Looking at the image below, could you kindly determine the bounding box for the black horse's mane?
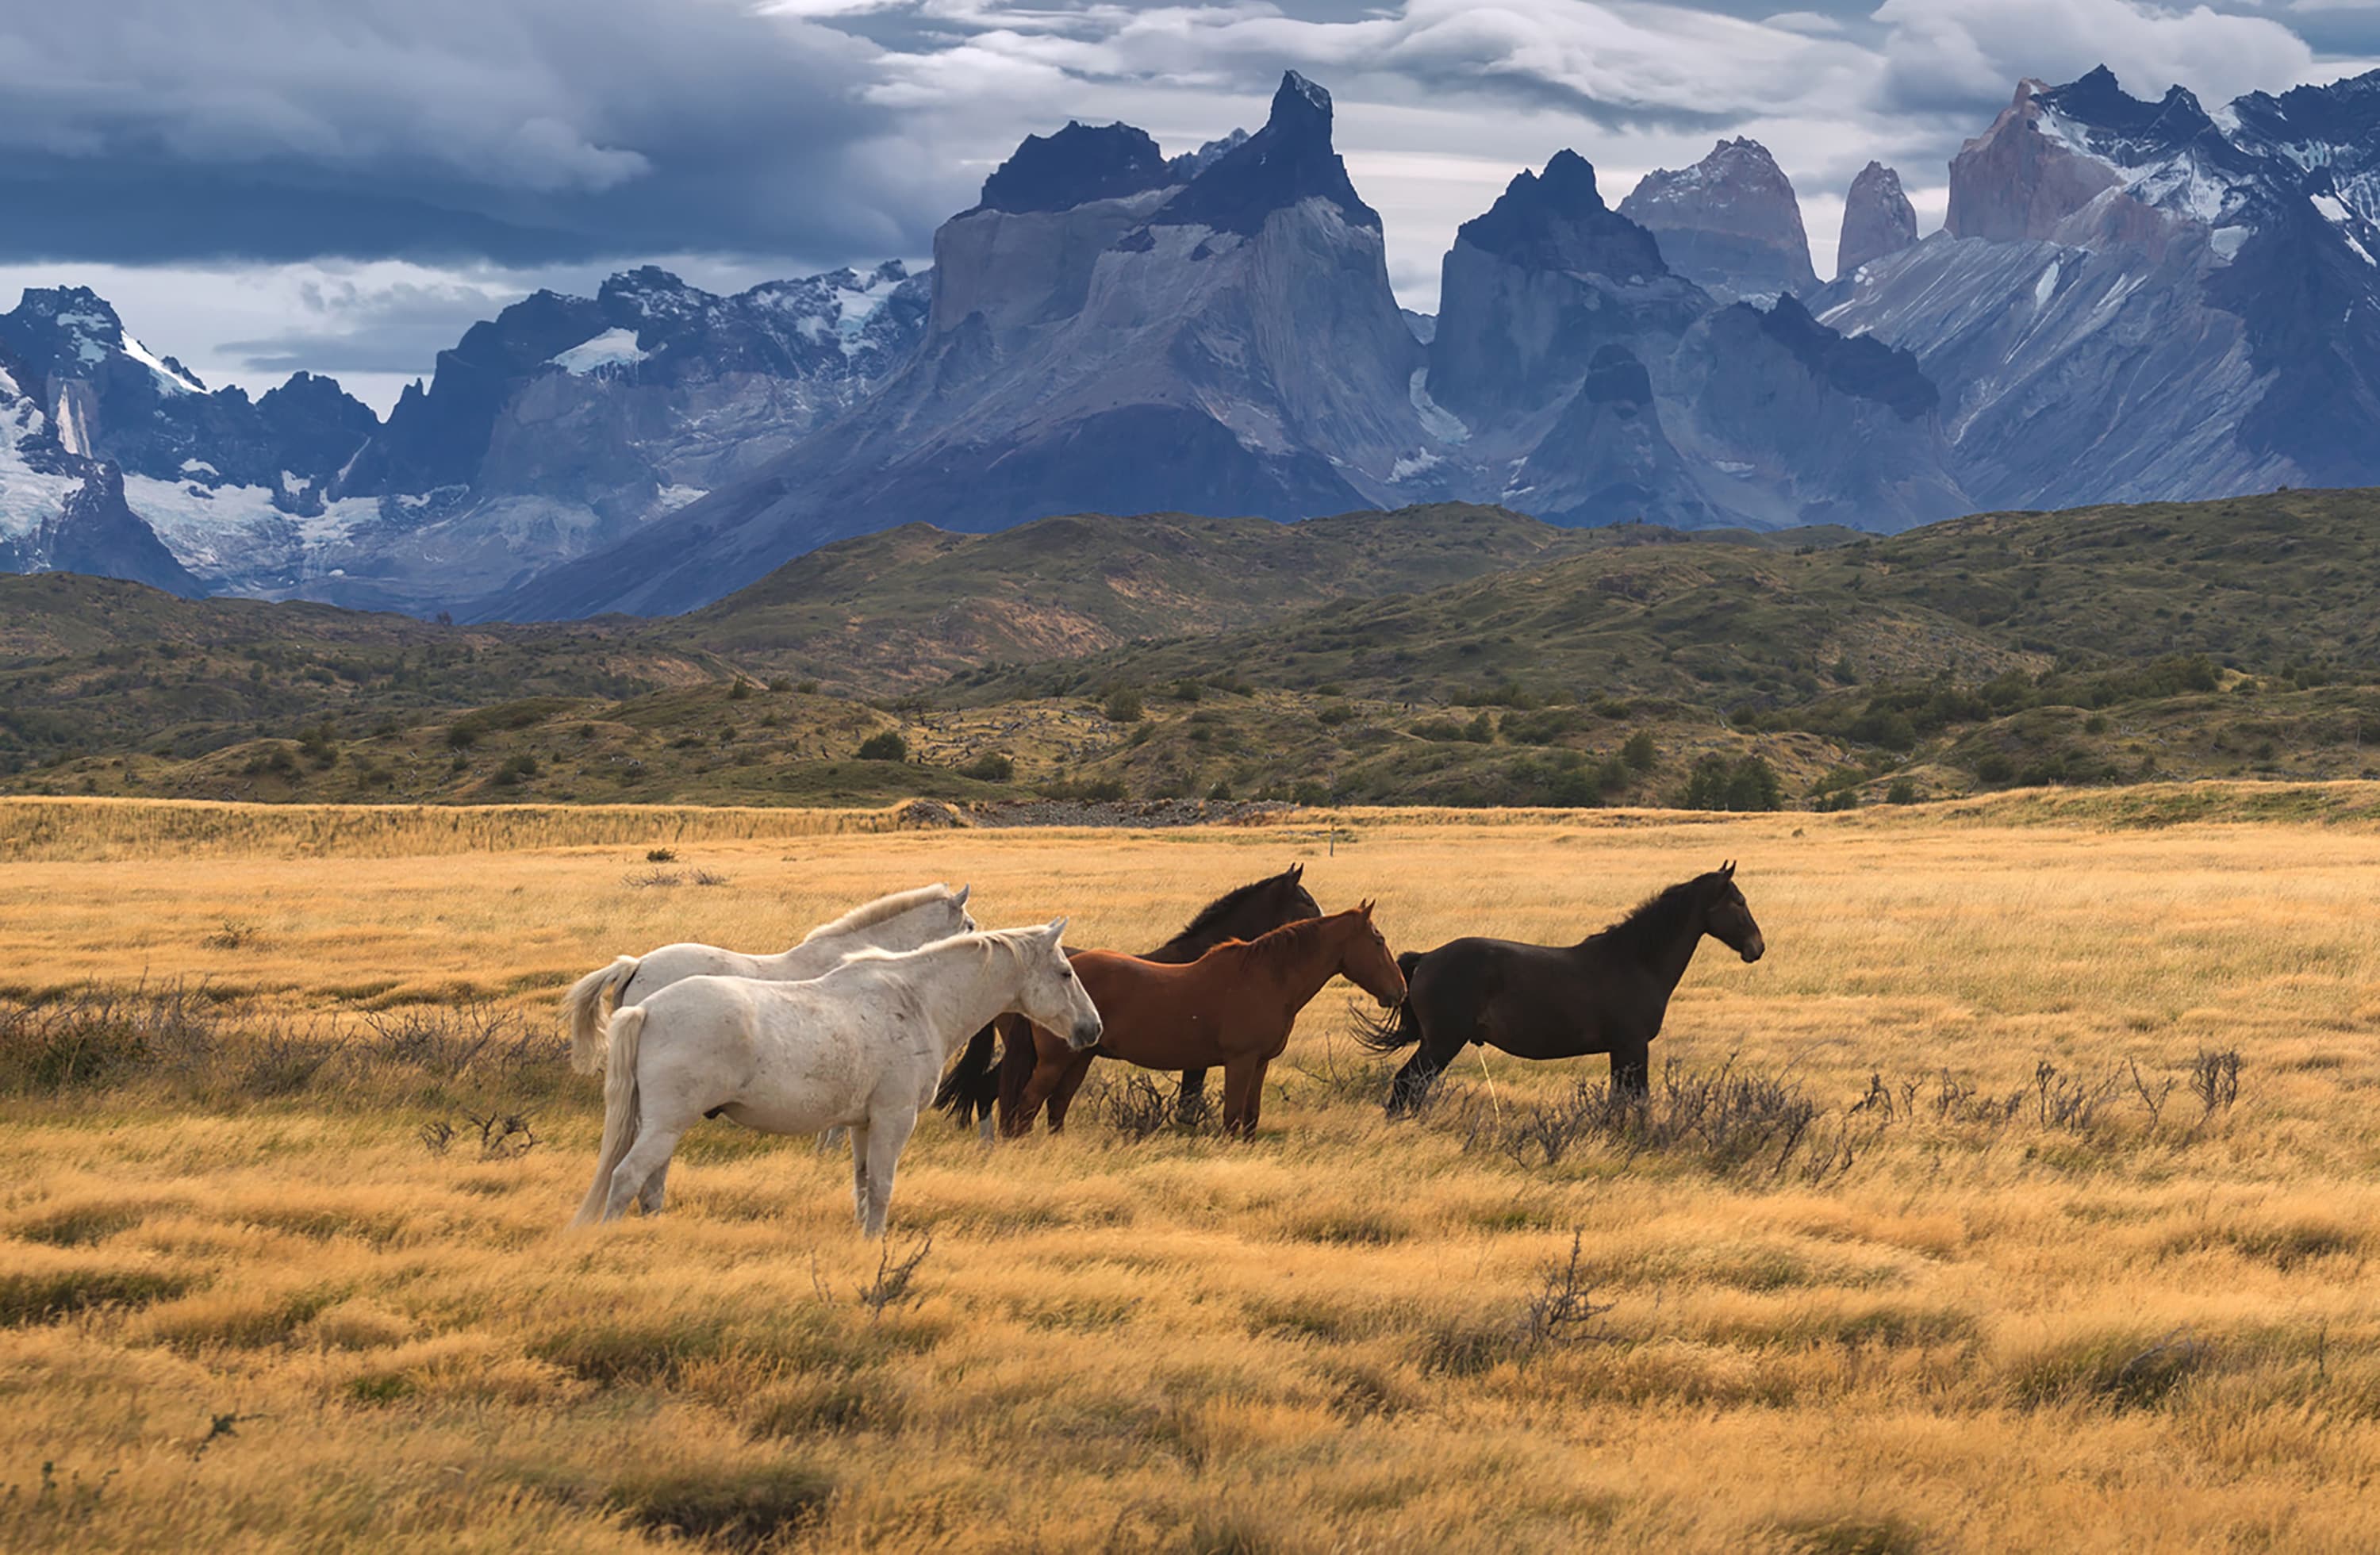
[1177,869,1296,940]
[1595,873,1719,954]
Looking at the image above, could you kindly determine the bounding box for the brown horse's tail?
[1353,952,1426,1050]
[933,1023,1003,1127]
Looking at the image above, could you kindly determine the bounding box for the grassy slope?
[4,491,2378,808]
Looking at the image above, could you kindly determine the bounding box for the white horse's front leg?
[860,1107,918,1238]
[635,1160,671,1215]
[847,1123,872,1228]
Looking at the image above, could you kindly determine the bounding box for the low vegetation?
[3,804,2378,1548]
[8,490,2380,810]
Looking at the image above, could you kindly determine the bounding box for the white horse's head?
[1015,918,1101,1051]
[941,883,977,938]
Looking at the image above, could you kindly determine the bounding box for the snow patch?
[121,332,205,394]
[179,458,218,477]
[2033,262,2060,309]
[2210,227,2249,261]
[1407,370,1469,444]
[121,474,382,578]
[1389,451,1441,481]
[654,484,708,512]
[549,328,652,374]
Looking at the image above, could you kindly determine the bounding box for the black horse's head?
[1274,862,1322,925]
[1700,861,1765,963]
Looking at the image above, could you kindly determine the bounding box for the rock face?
[1837,163,1920,278]
[0,340,200,595]
[0,262,929,606]
[1430,149,1964,533]
[487,71,1431,620]
[1620,139,1821,301]
[1821,63,2380,511]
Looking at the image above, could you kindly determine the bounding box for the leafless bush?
[1462,1058,1824,1178]
[419,1119,455,1155]
[644,847,678,862]
[0,981,225,1092]
[690,869,730,888]
[858,1232,934,1318]
[622,868,683,889]
[1523,1231,1614,1353]
[2129,1060,2175,1127]
[201,920,263,950]
[359,1000,558,1081]
[2191,1049,2242,1117]
[1092,1072,1197,1142]
[466,1110,539,1160]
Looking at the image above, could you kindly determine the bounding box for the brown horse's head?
[1336,901,1407,1007]
[1702,862,1765,963]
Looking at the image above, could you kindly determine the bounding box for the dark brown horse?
[931,864,1319,1131]
[1007,905,1407,1138]
[1361,863,1764,1115]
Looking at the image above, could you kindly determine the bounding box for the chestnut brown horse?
[1003,904,1407,1138]
[933,865,1320,1132]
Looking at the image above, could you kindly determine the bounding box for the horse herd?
[562,862,1766,1236]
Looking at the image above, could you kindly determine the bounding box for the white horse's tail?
[570,1005,647,1227]
[562,955,641,1074]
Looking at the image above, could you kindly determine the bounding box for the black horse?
[931,863,1322,1132]
[1360,862,1764,1115]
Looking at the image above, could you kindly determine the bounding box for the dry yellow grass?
[6,797,2380,1551]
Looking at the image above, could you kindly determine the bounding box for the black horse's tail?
[933,1023,1002,1126]
[1352,952,1427,1050]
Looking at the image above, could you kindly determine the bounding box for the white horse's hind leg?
[605,1114,693,1220]
[859,1108,917,1238]
[635,1159,671,1215]
[847,1123,872,1229]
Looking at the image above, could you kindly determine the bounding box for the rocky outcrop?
[1825,64,2380,511]
[1837,163,1919,278]
[1620,139,1820,301]
[486,71,1429,620]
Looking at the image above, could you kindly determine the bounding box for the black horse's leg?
[1388,1027,1465,1118]
[1610,1039,1651,1100]
[1177,1068,1210,1125]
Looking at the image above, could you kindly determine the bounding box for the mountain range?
[6,63,2380,620]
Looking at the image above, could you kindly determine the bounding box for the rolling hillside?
[4,491,2378,810]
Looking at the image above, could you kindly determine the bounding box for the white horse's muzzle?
[1067,1019,1103,1051]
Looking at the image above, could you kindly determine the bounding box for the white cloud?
[1875,0,2320,112]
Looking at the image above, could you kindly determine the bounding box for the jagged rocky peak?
[973,121,1173,214]
[599,266,715,323]
[1457,150,1667,280]
[1168,129,1249,181]
[1838,163,1920,278]
[1151,70,1380,234]
[2,286,206,392]
[1944,76,2125,242]
[1619,138,1819,301]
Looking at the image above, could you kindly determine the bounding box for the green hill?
[5,491,2378,810]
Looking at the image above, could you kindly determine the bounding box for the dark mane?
[1177,870,1295,941]
[1592,873,1716,956]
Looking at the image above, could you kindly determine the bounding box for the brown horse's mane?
[1217,909,1349,972]
[1594,873,1718,956]
[1175,869,1298,942]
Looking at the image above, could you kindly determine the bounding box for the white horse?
[570,921,1101,1237]
[561,883,973,1073]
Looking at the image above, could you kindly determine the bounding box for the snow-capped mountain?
[489,71,1434,619]
[16,63,2380,619]
[0,263,928,609]
[1821,66,2380,511]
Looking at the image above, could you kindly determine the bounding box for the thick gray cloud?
[7,0,2373,406]
[0,0,962,263]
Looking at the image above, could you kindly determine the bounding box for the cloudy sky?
[3,0,2374,413]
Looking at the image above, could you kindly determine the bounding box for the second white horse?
[561,882,973,1072]
[571,921,1100,1237]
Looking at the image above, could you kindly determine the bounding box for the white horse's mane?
[835,923,1042,968]
[800,883,957,944]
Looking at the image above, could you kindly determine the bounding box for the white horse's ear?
[954,884,971,905]
[1045,916,1068,939]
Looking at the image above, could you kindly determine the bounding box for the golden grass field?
[6,793,2380,1552]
